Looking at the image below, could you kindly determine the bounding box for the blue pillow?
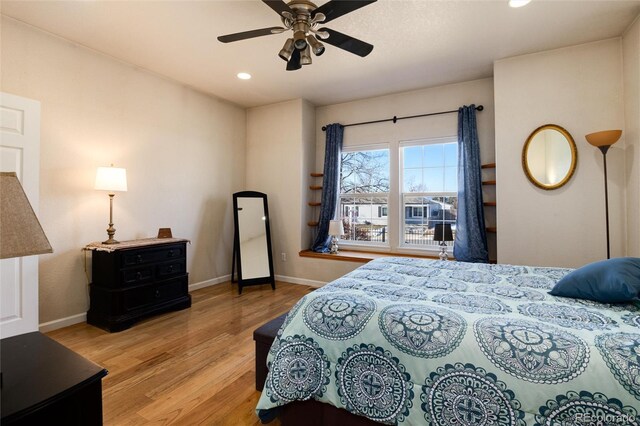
[549,257,640,303]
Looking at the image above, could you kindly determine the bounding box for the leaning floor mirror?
[232,191,275,294]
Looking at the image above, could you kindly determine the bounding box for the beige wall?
[623,16,640,257]
[1,17,246,325]
[495,39,626,267]
[245,99,359,285]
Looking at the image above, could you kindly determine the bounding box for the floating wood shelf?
[308,221,319,227]
[486,227,497,233]
[483,202,496,206]
[310,172,324,177]
[482,180,496,185]
[308,202,321,207]
[309,185,323,190]
[481,163,496,169]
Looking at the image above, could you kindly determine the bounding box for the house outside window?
[339,148,389,245]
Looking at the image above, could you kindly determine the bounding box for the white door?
[0,92,42,338]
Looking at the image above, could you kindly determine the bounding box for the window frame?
[399,136,458,252]
[334,137,458,255]
[338,145,391,249]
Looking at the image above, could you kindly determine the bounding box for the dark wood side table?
[1,332,108,425]
[85,238,191,332]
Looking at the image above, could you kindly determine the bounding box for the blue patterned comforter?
[256,257,640,425]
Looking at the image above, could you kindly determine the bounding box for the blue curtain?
[311,123,344,252]
[454,105,489,263]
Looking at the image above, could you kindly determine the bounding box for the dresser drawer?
[122,266,154,285]
[124,277,188,312]
[121,244,185,267]
[157,260,186,280]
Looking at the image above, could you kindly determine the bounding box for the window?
[401,140,458,249]
[339,148,389,245]
[334,138,457,253]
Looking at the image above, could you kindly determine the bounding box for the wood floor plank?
[46,281,311,425]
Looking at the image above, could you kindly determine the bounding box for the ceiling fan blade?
[262,0,294,17]
[286,49,302,71]
[311,0,377,24]
[217,27,285,43]
[319,27,374,57]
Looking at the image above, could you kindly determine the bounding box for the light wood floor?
[46,281,314,425]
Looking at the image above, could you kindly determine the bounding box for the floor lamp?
[585,130,622,259]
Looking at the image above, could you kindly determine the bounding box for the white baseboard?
[39,312,86,333]
[189,274,231,291]
[276,275,326,288]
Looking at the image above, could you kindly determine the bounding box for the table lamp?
[95,165,127,244]
[434,223,453,261]
[328,219,344,254]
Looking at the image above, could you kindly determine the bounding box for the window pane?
[444,166,457,192]
[339,196,388,244]
[341,149,389,194]
[403,168,423,192]
[423,144,444,167]
[423,168,444,192]
[444,143,458,167]
[403,145,422,169]
[402,194,458,247]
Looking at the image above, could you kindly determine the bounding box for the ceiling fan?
[217,0,377,71]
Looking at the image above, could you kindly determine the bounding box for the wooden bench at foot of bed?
[254,315,379,426]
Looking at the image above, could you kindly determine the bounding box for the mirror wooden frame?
[231,191,275,294]
[522,124,578,190]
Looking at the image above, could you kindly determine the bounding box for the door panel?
[0,92,41,338]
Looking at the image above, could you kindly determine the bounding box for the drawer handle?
[136,272,142,279]
[155,289,160,298]
[136,255,142,263]
[168,250,175,257]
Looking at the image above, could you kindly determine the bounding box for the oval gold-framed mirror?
[522,124,577,190]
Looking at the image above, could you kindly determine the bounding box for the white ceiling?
[2,0,639,108]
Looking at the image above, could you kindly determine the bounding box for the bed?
[256,257,640,425]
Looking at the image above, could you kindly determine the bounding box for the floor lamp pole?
[585,129,621,260]
[599,145,611,259]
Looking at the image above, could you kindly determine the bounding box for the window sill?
[298,249,444,263]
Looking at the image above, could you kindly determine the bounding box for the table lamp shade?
[434,223,453,242]
[95,166,127,192]
[0,172,53,259]
[328,220,344,236]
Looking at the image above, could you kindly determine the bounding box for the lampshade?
[0,172,53,259]
[95,166,127,192]
[434,223,453,242]
[585,130,622,147]
[328,220,344,236]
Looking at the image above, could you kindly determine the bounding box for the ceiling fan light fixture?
[300,45,312,65]
[279,38,295,61]
[293,30,308,50]
[307,35,325,56]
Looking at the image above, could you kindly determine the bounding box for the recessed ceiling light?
[509,0,531,7]
[237,72,252,80]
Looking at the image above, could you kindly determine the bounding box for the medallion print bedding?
[256,257,640,425]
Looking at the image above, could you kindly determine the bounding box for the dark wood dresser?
[1,332,108,425]
[86,238,191,332]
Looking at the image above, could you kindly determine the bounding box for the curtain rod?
[321,105,484,131]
